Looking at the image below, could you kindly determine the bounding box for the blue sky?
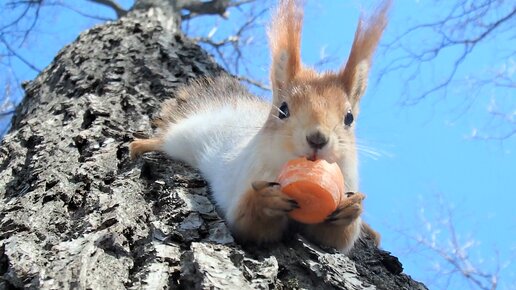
[1,1,514,289]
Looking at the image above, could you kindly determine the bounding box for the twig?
[381,0,516,103]
[0,0,39,31]
[87,0,127,18]
[45,2,113,21]
[237,76,270,91]
[0,36,41,73]
[0,110,15,117]
[391,192,502,290]
[181,0,257,20]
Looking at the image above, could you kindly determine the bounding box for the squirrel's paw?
[325,191,364,226]
[251,181,299,217]
[231,182,294,243]
[129,138,162,159]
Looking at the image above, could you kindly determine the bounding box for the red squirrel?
[130,0,390,253]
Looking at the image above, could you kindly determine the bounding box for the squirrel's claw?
[325,191,365,226]
[252,181,281,191]
[252,180,299,216]
[288,199,301,209]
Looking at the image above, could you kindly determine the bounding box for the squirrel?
[130,0,390,253]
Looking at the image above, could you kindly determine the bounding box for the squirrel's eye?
[279,101,290,119]
[344,110,354,126]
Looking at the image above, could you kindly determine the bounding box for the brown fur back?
[153,75,260,129]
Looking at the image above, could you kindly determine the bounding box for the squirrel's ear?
[269,0,303,94]
[339,0,391,104]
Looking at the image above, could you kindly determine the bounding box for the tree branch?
[0,109,15,117]
[179,0,231,19]
[237,75,270,91]
[0,35,41,73]
[1,0,41,31]
[390,192,502,289]
[180,0,257,20]
[45,2,112,21]
[381,0,516,103]
[228,0,256,7]
[87,0,127,18]
[190,5,269,91]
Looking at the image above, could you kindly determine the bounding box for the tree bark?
[0,5,427,290]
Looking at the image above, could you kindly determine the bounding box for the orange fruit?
[277,158,344,224]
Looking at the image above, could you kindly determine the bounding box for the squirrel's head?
[264,0,390,176]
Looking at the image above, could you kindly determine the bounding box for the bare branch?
[390,192,503,290]
[313,45,341,71]
[228,0,256,7]
[0,0,41,31]
[0,36,41,73]
[179,0,232,19]
[189,3,269,91]
[1,80,15,136]
[237,75,270,91]
[470,106,516,141]
[472,128,516,141]
[191,35,238,48]
[87,0,127,18]
[376,0,516,141]
[0,110,15,117]
[181,0,257,20]
[45,2,112,21]
[381,0,516,103]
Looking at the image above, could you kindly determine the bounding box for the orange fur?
[362,222,381,246]
[263,1,390,250]
[129,138,163,159]
[340,0,392,102]
[269,0,391,106]
[268,0,303,92]
[303,220,362,251]
[303,192,365,250]
[232,184,295,243]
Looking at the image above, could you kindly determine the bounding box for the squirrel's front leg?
[302,192,370,253]
[230,181,299,244]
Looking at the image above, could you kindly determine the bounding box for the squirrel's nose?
[306,131,329,149]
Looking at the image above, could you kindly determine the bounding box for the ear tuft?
[269,0,303,93]
[340,0,391,103]
[349,60,369,102]
[272,50,290,88]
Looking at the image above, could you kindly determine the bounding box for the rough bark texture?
[0,7,427,290]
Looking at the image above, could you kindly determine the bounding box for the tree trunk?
[0,5,427,290]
